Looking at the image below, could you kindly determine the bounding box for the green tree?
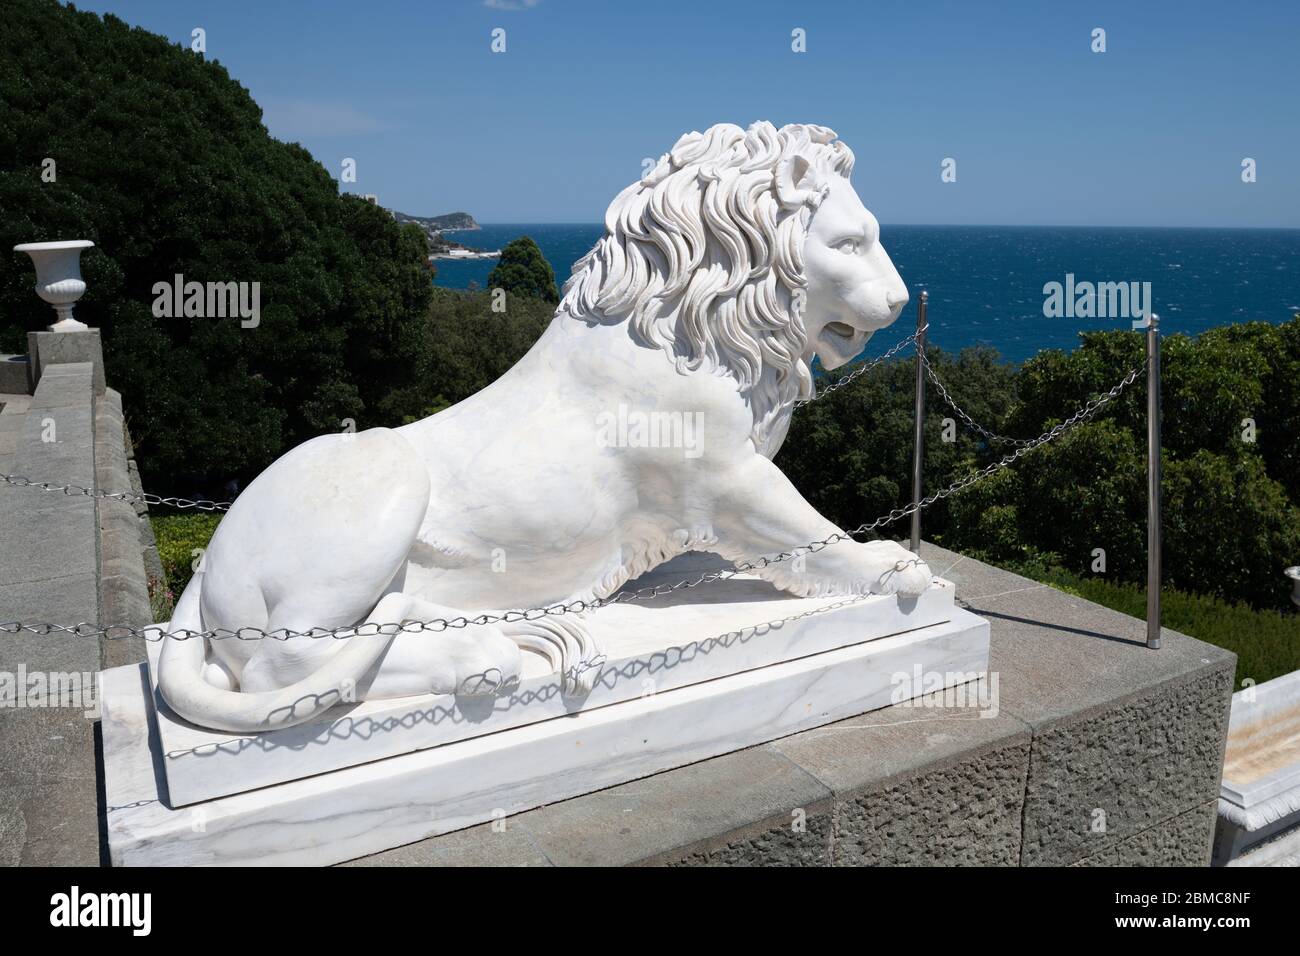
[778,317,1300,610]
[0,0,432,490]
[410,286,555,405]
[486,236,559,305]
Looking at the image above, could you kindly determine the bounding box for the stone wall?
[0,349,151,865]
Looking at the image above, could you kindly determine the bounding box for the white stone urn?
[1287,566,1300,609]
[13,239,95,332]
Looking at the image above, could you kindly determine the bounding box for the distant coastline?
[392,210,500,261]
[431,246,500,261]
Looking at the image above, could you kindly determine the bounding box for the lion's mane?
[558,121,855,456]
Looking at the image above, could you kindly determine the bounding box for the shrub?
[406,286,555,406]
[152,513,221,595]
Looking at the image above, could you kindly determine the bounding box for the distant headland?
[391,210,499,261]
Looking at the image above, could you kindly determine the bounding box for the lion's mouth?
[816,318,871,368]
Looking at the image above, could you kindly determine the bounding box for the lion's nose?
[886,286,909,321]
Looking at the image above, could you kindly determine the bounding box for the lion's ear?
[787,155,812,187]
[775,152,818,208]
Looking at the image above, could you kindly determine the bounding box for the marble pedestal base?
[102,606,989,866]
[147,576,961,806]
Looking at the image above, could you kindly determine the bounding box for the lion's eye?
[835,239,860,255]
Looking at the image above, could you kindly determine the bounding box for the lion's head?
[559,120,909,456]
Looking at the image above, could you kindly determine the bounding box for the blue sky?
[80,0,1299,227]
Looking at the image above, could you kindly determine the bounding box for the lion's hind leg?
[357,597,524,700]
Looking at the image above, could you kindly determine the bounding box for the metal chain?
[920,348,1033,447]
[920,339,1146,450]
[0,473,231,512]
[0,354,1144,644]
[794,325,927,407]
[849,358,1147,532]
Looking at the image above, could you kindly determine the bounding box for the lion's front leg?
[710,456,932,598]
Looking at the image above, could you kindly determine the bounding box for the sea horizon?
[433,223,1299,366]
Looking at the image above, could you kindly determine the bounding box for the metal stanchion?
[1146,313,1163,649]
[909,291,928,554]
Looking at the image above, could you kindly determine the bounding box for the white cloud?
[258,95,392,140]
[483,0,541,9]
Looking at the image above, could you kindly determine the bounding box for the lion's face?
[802,177,909,370]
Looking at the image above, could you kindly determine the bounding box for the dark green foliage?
[149,284,556,582]
[779,345,1017,542]
[486,236,559,305]
[0,0,432,489]
[378,286,555,422]
[779,318,1300,610]
[151,513,222,595]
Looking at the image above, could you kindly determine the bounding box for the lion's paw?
[431,627,523,698]
[862,541,933,597]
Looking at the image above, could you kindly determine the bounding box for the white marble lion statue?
[159,120,931,733]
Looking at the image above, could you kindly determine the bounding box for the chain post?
[1146,312,1163,649]
[909,291,928,554]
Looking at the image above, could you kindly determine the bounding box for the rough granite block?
[830,737,1030,865]
[664,804,834,866]
[127,460,149,517]
[1112,800,1217,866]
[758,678,1031,865]
[97,506,141,545]
[1020,667,1233,865]
[1071,845,1121,866]
[918,543,1235,868]
[98,526,144,582]
[98,575,151,665]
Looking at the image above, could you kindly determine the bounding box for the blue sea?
[436,224,1300,365]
